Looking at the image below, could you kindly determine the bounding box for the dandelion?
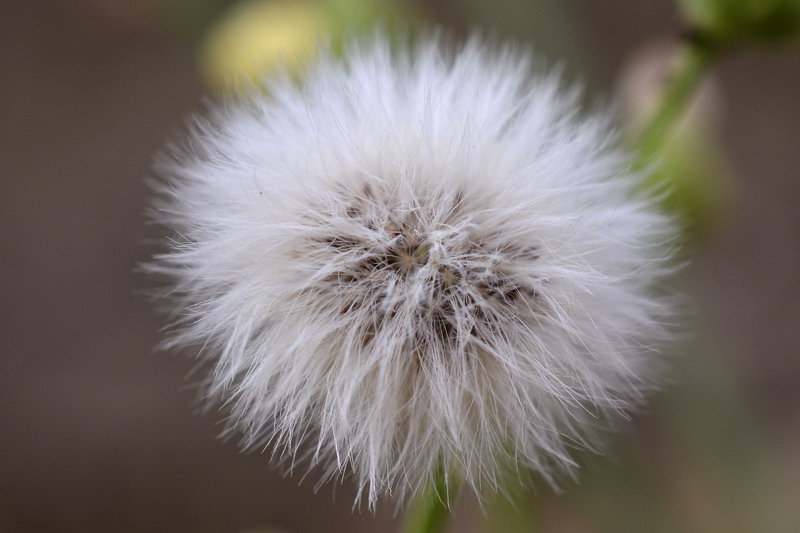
[149,37,678,508]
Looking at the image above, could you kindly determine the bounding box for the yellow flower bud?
[199,0,328,94]
[199,0,419,95]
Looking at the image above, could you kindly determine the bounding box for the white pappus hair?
[148,36,678,508]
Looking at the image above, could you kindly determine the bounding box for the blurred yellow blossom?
[199,0,327,93]
[199,0,417,94]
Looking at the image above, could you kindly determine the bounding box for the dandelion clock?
[148,37,678,513]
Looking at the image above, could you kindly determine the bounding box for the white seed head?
[149,37,678,508]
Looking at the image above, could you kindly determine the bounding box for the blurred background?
[1,0,799,531]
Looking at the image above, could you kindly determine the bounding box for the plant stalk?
[635,37,720,167]
[401,466,459,533]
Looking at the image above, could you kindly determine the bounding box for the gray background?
[2,1,799,531]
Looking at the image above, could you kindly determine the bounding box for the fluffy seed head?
[149,37,678,507]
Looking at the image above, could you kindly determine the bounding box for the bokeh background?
[2,1,799,532]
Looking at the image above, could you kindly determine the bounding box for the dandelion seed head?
[149,36,678,507]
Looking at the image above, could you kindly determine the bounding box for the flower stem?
[401,466,459,533]
[635,36,720,167]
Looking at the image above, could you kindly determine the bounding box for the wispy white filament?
[149,37,677,507]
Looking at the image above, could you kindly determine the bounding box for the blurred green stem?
[402,465,459,533]
[635,37,720,166]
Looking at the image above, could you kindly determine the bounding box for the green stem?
[401,466,459,533]
[635,38,720,168]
